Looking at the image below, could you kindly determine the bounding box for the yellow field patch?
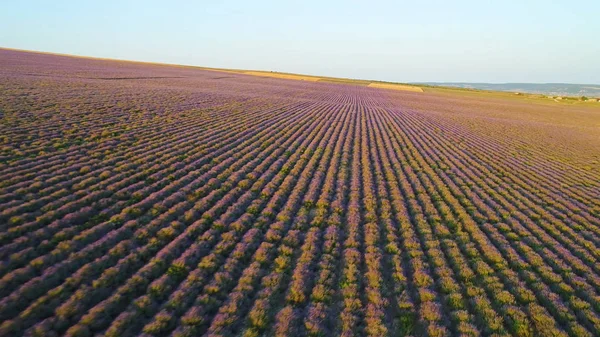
[244,71,321,82]
[368,82,423,92]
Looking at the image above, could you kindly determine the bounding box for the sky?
[1,0,599,83]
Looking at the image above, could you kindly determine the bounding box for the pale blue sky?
[1,1,598,83]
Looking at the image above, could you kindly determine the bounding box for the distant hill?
[418,82,600,97]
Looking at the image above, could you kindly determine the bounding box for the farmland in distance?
[1,48,600,337]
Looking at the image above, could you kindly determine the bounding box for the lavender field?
[1,49,600,337]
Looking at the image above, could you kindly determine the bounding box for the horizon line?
[2,46,598,87]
